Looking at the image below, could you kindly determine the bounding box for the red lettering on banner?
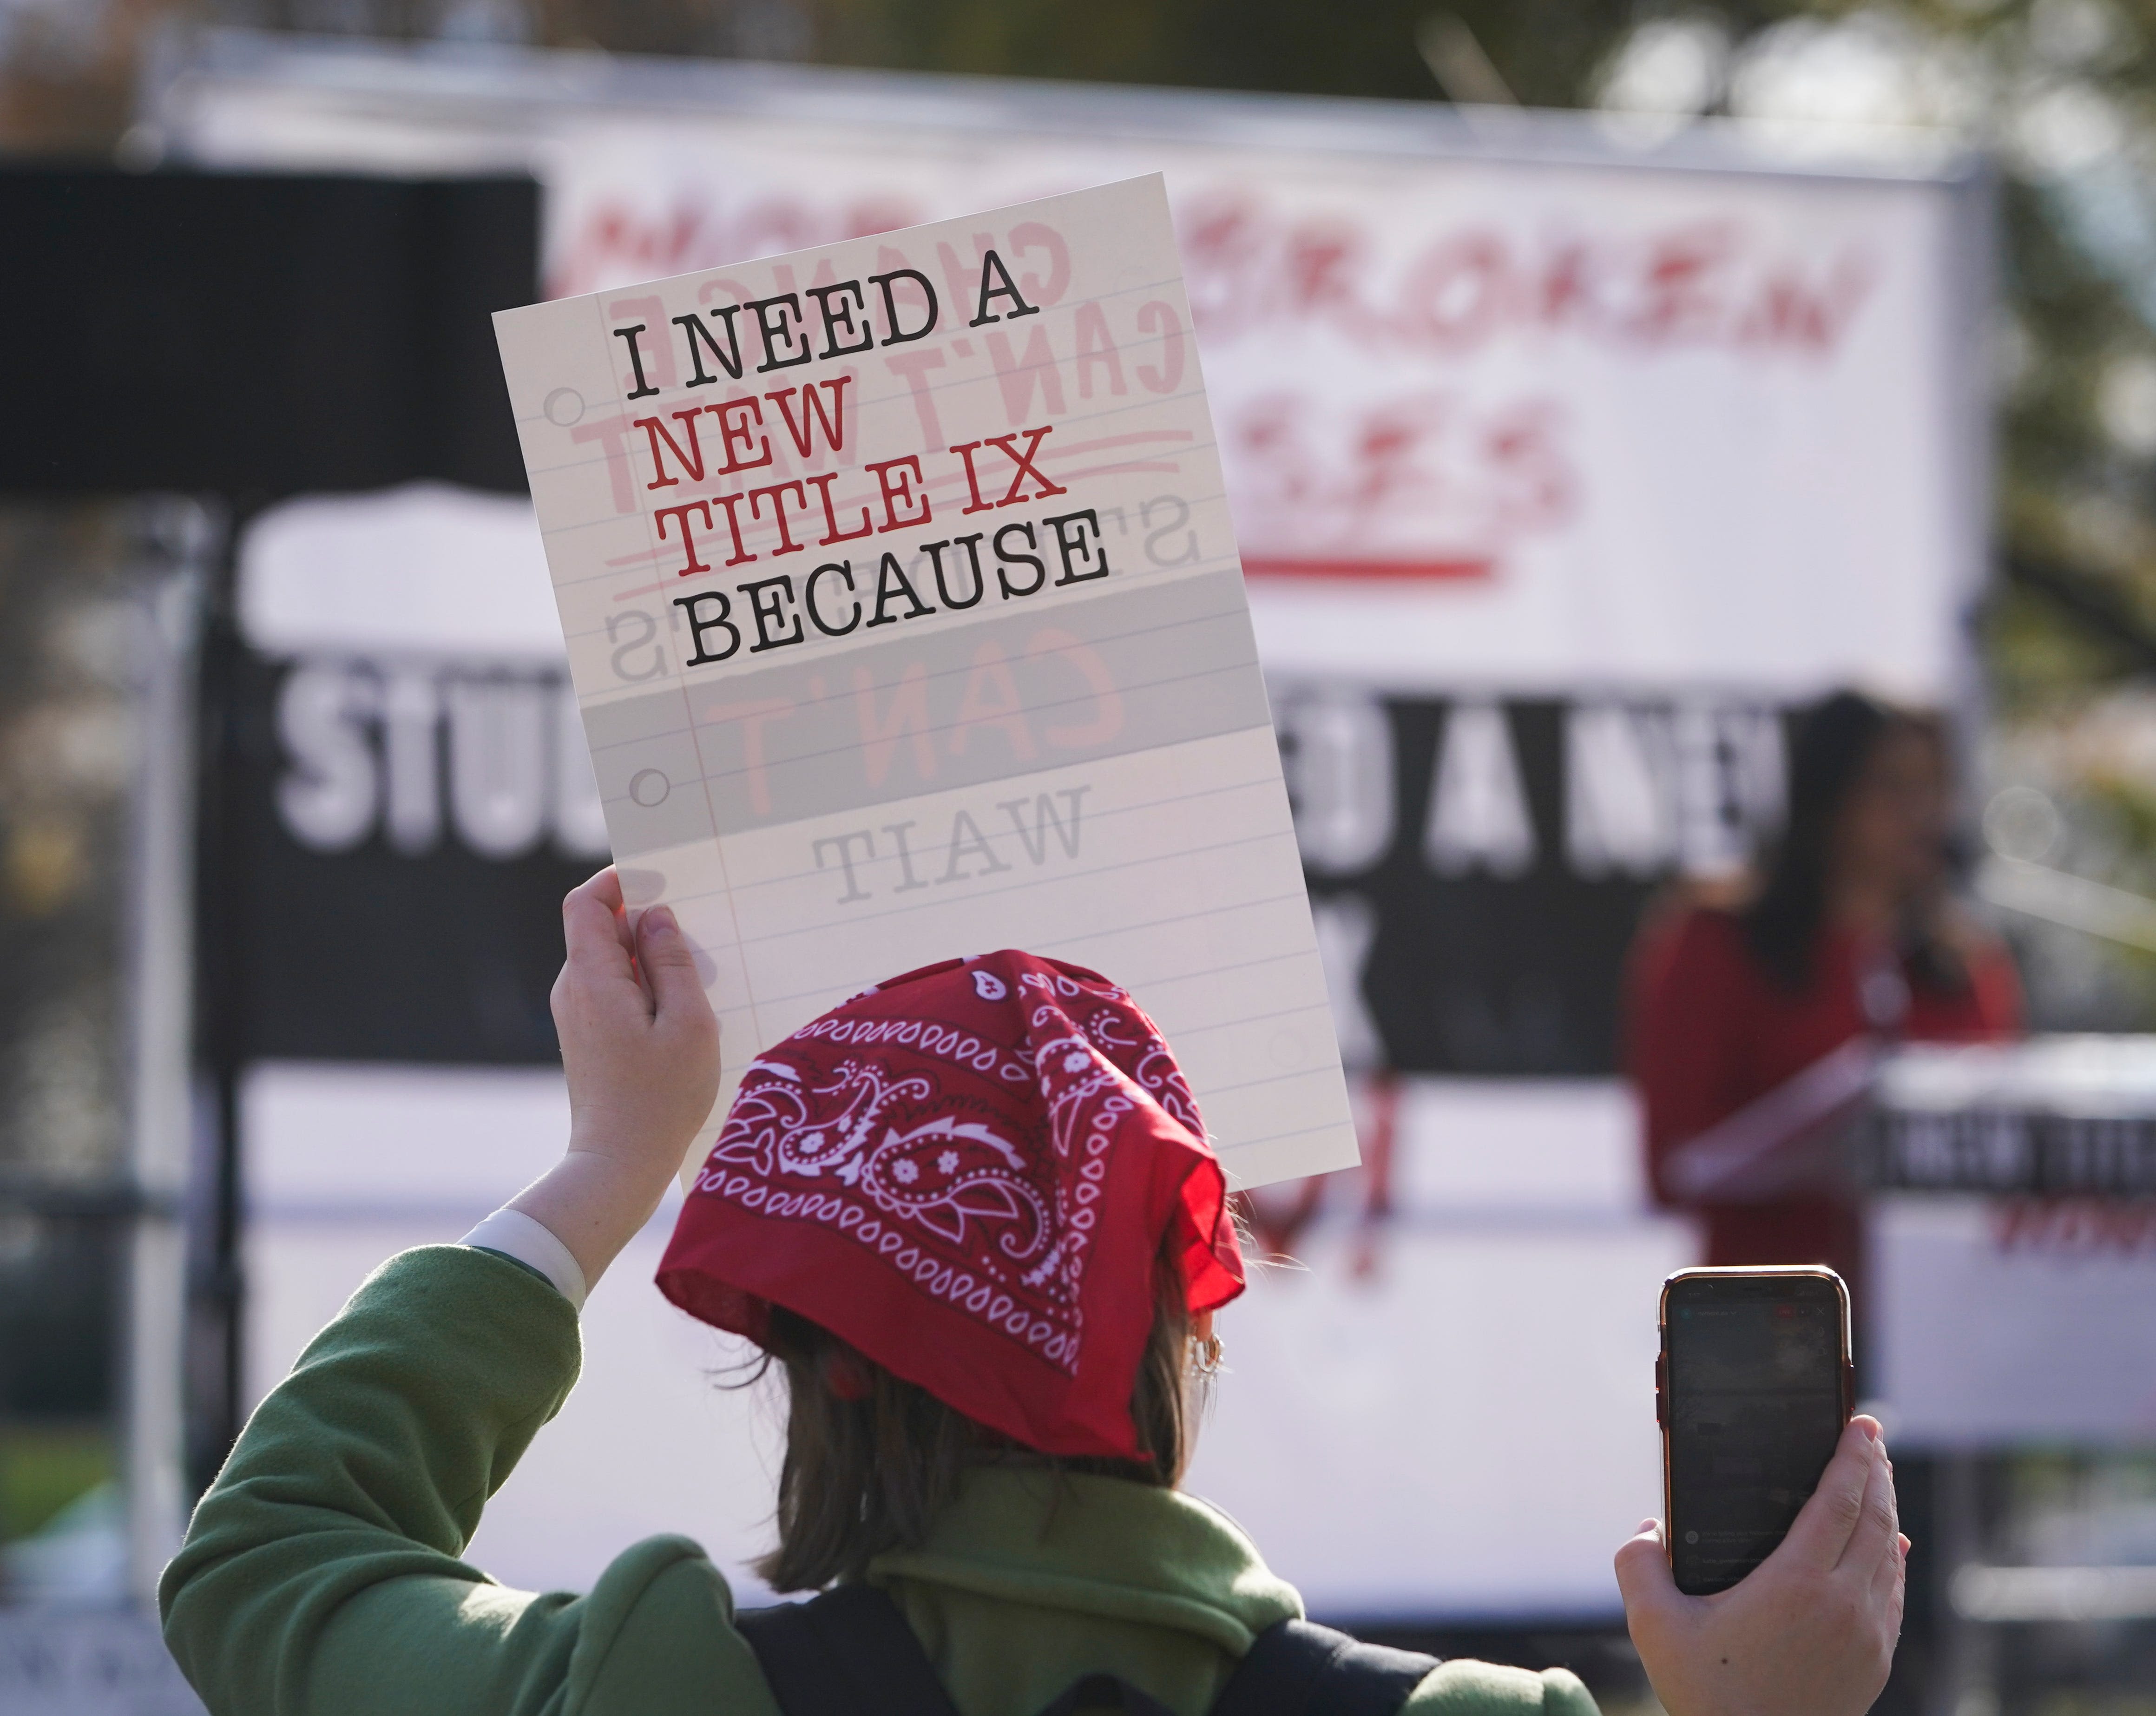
[804,471,874,546]
[1177,195,1263,335]
[634,408,709,489]
[1399,232,1508,348]
[855,662,936,787]
[748,481,811,555]
[1231,390,1576,580]
[1538,241,1597,329]
[1484,402,1578,532]
[711,396,774,476]
[543,182,1891,610]
[1286,221,1363,316]
[864,456,932,530]
[1170,196,1879,359]
[552,189,1876,363]
[987,325,1067,424]
[1072,305,1128,399]
[655,499,715,579]
[1349,401,1433,509]
[1026,628,1124,749]
[1006,221,1071,306]
[949,641,1038,763]
[1630,225,1736,344]
[979,427,1068,507]
[702,697,795,815]
[1739,258,1875,351]
[711,491,758,567]
[1991,1198,2156,1257]
[884,347,947,451]
[1135,302,1184,394]
[766,376,853,460]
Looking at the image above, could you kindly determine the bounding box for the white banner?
[545,114,1980,698]
[1876,1194,2156,1445]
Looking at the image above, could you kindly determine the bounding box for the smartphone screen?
[1662,1269,1850,1596]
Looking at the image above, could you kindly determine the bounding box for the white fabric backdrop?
[543,118,1980,698]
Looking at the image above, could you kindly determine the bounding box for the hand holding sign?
[510,868,723,1289]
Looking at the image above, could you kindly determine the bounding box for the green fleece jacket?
[160,1245,1599,1716]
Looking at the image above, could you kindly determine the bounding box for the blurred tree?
[806,0,1631,104]
[0,506,134,1182]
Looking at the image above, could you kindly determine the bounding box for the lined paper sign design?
[493,175,1356,1189]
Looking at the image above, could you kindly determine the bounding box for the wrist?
[463,1206,591,1308]
[508,1149,673,1292]
[563,1125,687,1200]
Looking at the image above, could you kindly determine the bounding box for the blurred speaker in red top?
[1624,690,2023,1296]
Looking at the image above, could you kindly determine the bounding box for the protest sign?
[493,174,1355,1188]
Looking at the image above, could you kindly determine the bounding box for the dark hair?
[751,1238,1196,1592]
[1742,690,1962,994]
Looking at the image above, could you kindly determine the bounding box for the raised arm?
[160,871,749,1716]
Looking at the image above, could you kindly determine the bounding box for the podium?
[1868,1035,2156,1198]
[1657,1033,2156,1205]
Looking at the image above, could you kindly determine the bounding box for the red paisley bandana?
[656,951,1244,1459]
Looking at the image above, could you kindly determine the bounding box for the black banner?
[224,660,1796,1076]
[0,169,537,499]
[1277,686,1792,1076]
[223,648,605,1064]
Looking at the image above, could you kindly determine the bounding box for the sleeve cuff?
[460,1208,590,1311]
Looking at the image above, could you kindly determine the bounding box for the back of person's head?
[754,1237,1196,1589]
[653,951,1244,1591]
[1746,689,1957,992]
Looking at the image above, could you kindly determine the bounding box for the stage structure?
[66,32,2022,1625]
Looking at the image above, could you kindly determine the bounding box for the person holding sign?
[162,869,1906,1716]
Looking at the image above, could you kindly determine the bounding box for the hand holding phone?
[1657,1266,1855,1593]
[1616,1415,1906,1716]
